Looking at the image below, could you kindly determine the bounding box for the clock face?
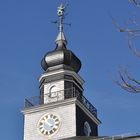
[84,121,91,136]
[38,113,61,137]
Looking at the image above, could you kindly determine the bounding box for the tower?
[22,4,101,140]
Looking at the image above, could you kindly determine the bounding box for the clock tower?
[22,4,101,140]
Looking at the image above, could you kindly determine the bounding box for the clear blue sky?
[0,0,140,140]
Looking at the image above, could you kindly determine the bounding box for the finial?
[55,4,67,50]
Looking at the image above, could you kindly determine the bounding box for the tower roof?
[55,31,67,50]
[41,4,81,73]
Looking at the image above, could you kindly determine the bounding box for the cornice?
[21,97,101,125]
[39,69,84,86]
[21,98,77,114]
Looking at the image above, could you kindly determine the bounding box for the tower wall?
[23,102,76,140]
[76,105,98,136]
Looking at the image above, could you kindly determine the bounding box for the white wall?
[24,103,76,140]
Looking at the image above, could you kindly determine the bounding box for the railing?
[24,88,97,117]
[77,94,97,117]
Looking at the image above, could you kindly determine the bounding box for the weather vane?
[52,3,71,32]
[57,4,65,17]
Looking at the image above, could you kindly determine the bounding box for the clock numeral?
[39,122,43,126]
[53,118,58,122]
[39,125,43,129]
[40,128,43,132]
[53,128,56,131]
[42,130,44,134]
[53,115,57,119]
[45,131,48,135]
[55,121,59,125]
[50,130,53,134]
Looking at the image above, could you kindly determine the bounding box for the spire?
[55,4,67,50]
[41,4,81,73]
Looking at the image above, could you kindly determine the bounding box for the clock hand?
[46,121,53,127]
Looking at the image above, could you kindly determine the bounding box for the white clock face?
[84,121,91,136]
[38,113,61,137]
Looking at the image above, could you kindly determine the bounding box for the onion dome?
[41,30,81,73]
[41,4,81,73]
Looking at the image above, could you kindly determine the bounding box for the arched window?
[49,85,58,98]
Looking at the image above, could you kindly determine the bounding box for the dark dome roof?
[41,46,81,73]
[41,29,81,73]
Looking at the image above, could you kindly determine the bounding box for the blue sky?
[0,0,140,140]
